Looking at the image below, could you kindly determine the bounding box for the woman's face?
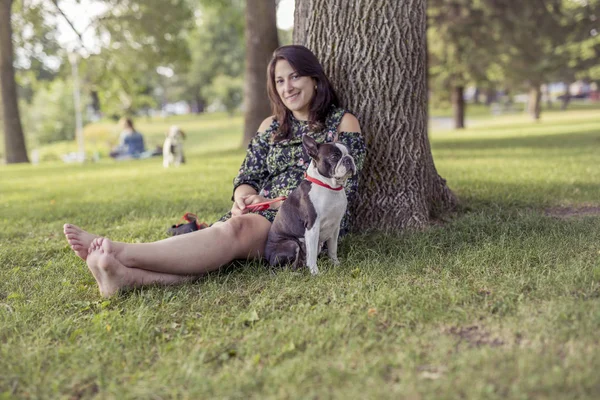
[274,59,316,120]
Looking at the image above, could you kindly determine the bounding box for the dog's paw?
[308,264,319,275]
[331,257,340,266]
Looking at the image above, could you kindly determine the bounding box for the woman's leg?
[86,237,194,297]
[64,214,271,296]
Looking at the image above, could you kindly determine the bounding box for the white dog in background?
[163,125,186,168]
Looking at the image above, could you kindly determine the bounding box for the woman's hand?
[231,194,269,216]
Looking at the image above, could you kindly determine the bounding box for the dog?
[265,135,356,275]
[163,125,186,167]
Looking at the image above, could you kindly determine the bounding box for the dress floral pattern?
[218,105,366,235]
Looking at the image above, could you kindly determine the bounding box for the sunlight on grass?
[1,108,600,398]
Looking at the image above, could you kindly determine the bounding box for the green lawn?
[1,108,600,399]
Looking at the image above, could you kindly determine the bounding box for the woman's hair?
[120,117,134,130]
[266,45,339,141]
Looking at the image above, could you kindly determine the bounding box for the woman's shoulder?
[258,116,278,134]
[338,113,361,132]
[326,106,360,132]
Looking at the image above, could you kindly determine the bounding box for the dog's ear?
[179,130,186,139]
[302,135,319,159]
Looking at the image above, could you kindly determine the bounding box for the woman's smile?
[286,92,300,101]
[274,59,316,120]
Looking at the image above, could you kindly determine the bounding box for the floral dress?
[218,105,366,235]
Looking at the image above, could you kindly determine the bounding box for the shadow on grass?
[345,206,600,265]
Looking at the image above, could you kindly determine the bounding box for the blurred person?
[110,118,146,159]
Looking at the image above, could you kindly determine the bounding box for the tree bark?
[0,0,29,163]
[294,0,457,232]
[242,0,279,148]
[527,85,542,120]
[451,86,465,129]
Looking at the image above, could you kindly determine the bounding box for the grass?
[1,107,600,399]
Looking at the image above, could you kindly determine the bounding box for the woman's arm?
[230,116,276,215]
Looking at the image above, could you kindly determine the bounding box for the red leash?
[246,196,287,212]
[245,173,343,213]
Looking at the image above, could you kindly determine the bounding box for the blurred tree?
[242,0,279,147]
[73,0,193,115]
[553,0,600,109]
[486,0,597,120]
[22,79,76,145]
[203,74,244,114]
[428,0,500,129]
[0,0,44,163]
[181,0,245,114]
[294,0,457,231]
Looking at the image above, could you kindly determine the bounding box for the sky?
[57,0,295,54]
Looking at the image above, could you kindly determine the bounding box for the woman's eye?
[292,74,299,80]
[276,79,283,85]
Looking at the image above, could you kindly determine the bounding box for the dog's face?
[166,126,185,143]
[302,135,356,184]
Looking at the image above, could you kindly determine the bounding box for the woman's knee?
[220,215,270,251]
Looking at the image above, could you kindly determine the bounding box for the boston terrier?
[265,135,356,275]
[163,125,186,168]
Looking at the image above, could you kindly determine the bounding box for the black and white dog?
[163,125,186,168]
[265,135,356,275]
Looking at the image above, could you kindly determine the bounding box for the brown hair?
[266,45,339,141]
[120,117,134,130]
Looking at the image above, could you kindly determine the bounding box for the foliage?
[428,0,500,97]
[1,109,600,397]
[178,0,245,110]
[11,0,61,93]
[20,79,77,146]
[278,28,293,46]
[202,74,244,114]
[428,0,600,108]
[554,0,600,81]
[76,0,194,115]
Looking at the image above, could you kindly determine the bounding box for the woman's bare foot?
[86,237,130,297]
[64,224,98,261]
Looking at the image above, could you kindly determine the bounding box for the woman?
[110,118,146,159]
[64,45,366,297]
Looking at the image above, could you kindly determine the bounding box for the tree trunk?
[193,89,205,114]
[473,87,480,104]
[543,84,552,109]
[561,82,571,110]
[527,85,542,120]
[294,0,457,231]
[90,90,101,113]
[242,0,279,148]
[452,86,465,129]
[485,87,496,106]
[0,0,29,163]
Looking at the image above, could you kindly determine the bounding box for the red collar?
[304,172,344,191]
